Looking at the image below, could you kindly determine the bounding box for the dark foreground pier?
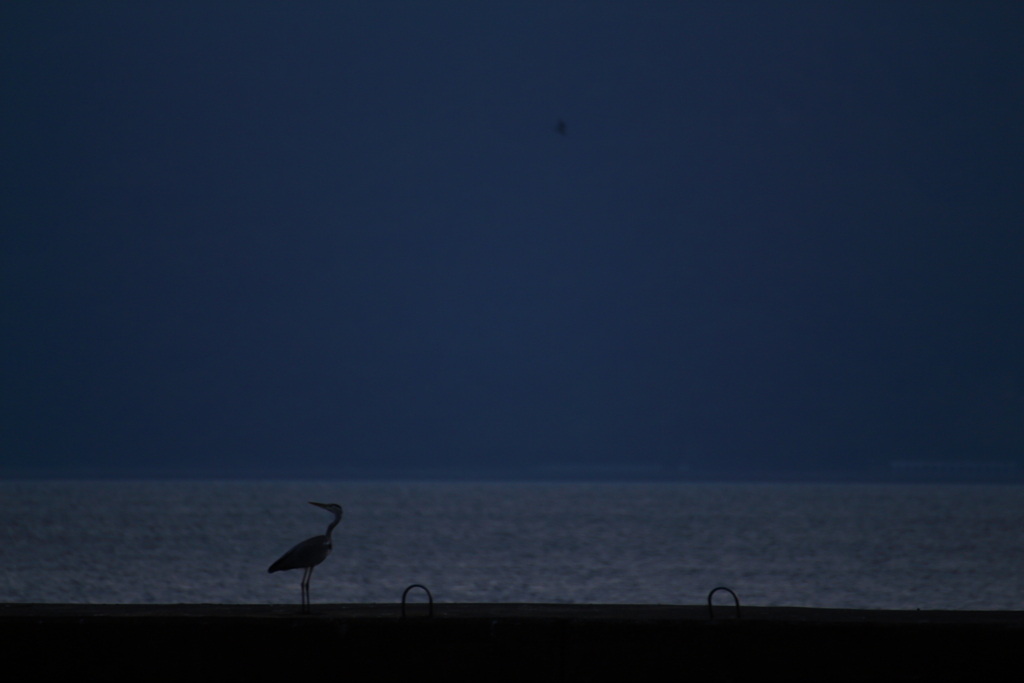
[3,603,1021,681]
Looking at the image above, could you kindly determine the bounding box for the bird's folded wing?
[268,535,326,573]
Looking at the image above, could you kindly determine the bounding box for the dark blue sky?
[2,2,1022,478]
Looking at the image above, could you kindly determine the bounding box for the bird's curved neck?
[324,510,342,539]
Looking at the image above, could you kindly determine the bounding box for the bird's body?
[268,533,332,573]
[269,502,342,612]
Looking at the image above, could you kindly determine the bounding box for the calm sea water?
[1,481,1022,609]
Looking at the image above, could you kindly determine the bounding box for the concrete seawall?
[2,603,1021,681]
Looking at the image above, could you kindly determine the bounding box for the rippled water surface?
[1,481,1022,609]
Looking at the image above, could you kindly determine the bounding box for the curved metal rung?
[707,586,741,619]
[401,584,434,618]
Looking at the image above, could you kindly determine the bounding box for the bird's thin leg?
[307,566,315,611]
[306,567,311,612]
[300,567,310,612]
[306,566,313,612]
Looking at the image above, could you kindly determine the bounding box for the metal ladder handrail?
[707,586,741,619]
[401,584,434,618]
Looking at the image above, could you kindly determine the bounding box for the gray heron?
[268,502,343,612]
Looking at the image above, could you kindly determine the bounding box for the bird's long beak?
[309,502,331,509]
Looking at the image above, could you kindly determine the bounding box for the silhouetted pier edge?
[3,603,1021,681]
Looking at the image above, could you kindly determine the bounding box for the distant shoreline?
[1,461,1021,484]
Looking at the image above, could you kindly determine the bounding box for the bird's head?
[309,501,343,516]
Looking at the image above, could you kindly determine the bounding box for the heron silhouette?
[269,502,343,612]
